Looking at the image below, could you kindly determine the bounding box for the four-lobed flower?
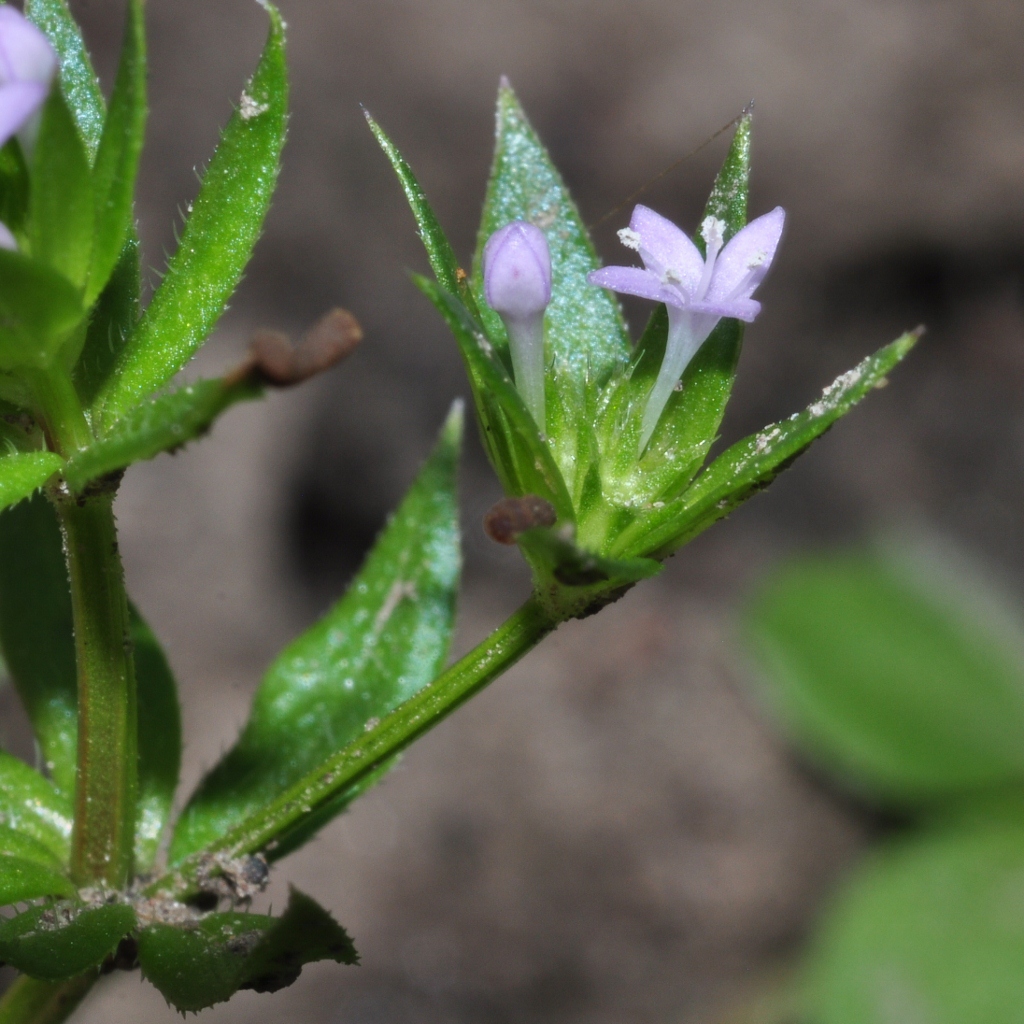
[589,203,784,451]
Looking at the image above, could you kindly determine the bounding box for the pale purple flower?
[0,221,16,251]
[483,220,552,432]
[589,204,785,452]
[0,7,57,153]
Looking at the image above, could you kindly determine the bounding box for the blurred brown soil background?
[3,0,1024,1020]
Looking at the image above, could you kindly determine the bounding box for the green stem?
[26,365,138,887]
[0,974,98,1024]
[154,596,556,897]
[25,369,92,456]
[57,492,137,888]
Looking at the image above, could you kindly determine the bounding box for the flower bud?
[0,8,58,152]
[482,221,551,431]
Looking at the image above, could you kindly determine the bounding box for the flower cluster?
[482,202,784,451]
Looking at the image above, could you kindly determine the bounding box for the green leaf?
[0,752,72,862]
[132,610,181,871]
[612,331,919,560]
[25,0,106,159]
[73,238,140,407]
[0,249,84,371]
[0,496,77,797]
[64,378,261,493]
[0,452,63,513]
[28,89,93,288]
[745,550,1024,804]
[0,497,182,858]
[0,855,76,906]
[365,111,463,301]
[0,901,135,980]
[413,275,573,519]
[0,824,65,869]
[472,82,630,495]
[594,114,752,508]
[95,3,288,427]
[169,404,464,862]
[805,813,1024,1024]
[0,139,29,235]
[87,0,146,306]
[138,887,357,1013]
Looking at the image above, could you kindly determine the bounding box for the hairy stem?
[25,369,92,457]
[0,974,98,1024]
[153,596,556,897]
[57,492,137,888]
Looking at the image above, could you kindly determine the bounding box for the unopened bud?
[482,220,551,431]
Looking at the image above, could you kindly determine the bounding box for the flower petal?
[0,221,16,251]
[0,81,47,150]
[588,265,684,307]
[690,296,761,322]
[0,9,57,86]
[629,204,704,290]
[706,206,785,304]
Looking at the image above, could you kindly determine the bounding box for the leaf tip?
[442,397,465,447]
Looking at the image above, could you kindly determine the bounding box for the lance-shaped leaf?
[0,452,63,514]
[64,378,261,493]
[0,497,182,859]
[611,331,919,560]
[95,3,287,426]
[169,404,464,862]
[0,824,65,869]
[0,855,76,906]
[25,0,105,158]
[746,551,1024,804]
[473,81,631,495]
[413,275,573,519]
[0,249,84,371]
[28,89,93,289]
[132,611,181,870]
[0,496,77,795]
[138,888,357,1013]
[365,111,464,302]
[805,812,1024,1024]
[87,0,146,306]
[0,752,72,862]
[0,901,135,980]
[596,115,753,509]
[0,139,29,235]
[74,238,140,407]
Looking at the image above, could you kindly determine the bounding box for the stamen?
[617,227,641,251]
[695,216,726,301]
[724,258,767,302]
[700,216,725,250]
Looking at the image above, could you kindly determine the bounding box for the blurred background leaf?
[804,808,1024,1024]
[745,548,1024,805]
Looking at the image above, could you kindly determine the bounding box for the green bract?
[137,888,357,1013]
[372,83,917,621]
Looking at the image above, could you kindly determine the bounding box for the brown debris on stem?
[226,308,363,388]
[484,494,557,544]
